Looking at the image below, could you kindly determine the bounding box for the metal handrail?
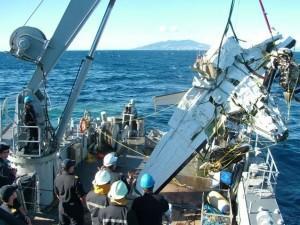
[0,97,16,140]
[246,148,279,198]
[12,125,41,157]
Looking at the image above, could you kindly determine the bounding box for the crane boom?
[27,0,101,93]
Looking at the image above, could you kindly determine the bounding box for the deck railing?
[12,125,42,157]
[0,97,15,141]
[245,148,279,199]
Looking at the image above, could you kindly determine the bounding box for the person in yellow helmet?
[98,180,128,225]
[86,170,111,225]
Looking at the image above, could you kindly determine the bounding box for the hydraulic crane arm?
[26,0,101,93]
[9,0,116,149]
[55,0,116,144]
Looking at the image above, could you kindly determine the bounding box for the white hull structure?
[137,35,298,224]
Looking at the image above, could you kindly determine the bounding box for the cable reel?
[10,26,48,63]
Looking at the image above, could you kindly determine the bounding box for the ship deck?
[31,153,203,225]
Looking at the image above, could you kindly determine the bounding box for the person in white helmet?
[98,180,129,225]
[86,170,111,225]
[100,152,120,183]
[100,152,133,194]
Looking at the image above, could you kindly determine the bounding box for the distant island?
[134,40,209,51]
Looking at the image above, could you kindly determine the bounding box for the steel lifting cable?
[24,0,45,26]
[258,0,273,39]
[226,0,275,79]
[212,0,236,137]
[216,0,236,70]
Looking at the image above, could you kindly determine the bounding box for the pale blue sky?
[0,0,299,50]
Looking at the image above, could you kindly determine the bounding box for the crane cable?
[216,0,236,70]
[258,0,273,39]
[24,0,45,26]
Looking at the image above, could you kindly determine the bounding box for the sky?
[0,0,299,51]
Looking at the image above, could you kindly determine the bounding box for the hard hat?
[61,158,76,170]
[108,180,128,200]
[93,170,111,185]
[103,152,118,167]
[140,173,155,189]
[24,96,33,104]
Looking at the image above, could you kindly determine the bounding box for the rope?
[216,142,242,162]
[218,142,278,170]
[97,128,147,157]
[211,142,243,170]
[113,104,176,125]
[220,152,243,170]
[171,178,193,190]
[24,0,45,26]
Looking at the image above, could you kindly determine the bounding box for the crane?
[5,0,116,208]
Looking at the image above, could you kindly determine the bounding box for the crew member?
[0,143,31,224]
[23,96,38,152]
[0,142,16,187]
[54,159,86,225]
[0,207,27,225]
[98,180,128,225]
[86,170,111,225]
[0,185,32,225]
[131,173,169,225]
[100,152,120,183]
[100,152,131,192]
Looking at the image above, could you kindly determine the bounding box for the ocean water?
[0,51,299,224]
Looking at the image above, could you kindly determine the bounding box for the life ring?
[79,118,89,133]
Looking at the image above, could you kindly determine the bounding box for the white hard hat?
[103,152,118,167]
[93,170,111,186]
[108,180,128,200]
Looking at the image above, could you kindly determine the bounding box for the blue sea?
[0,51,299,224]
